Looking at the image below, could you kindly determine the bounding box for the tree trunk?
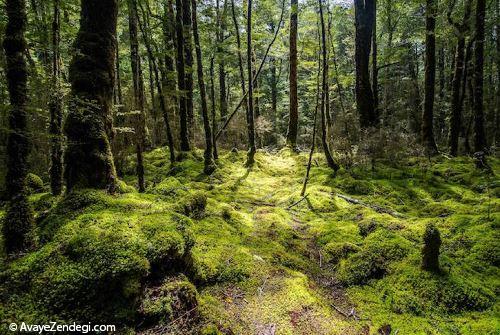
[49,0,63,196]
[64,0,118,191]
[192,0,215,174]
[175,0,190,152]
[448,0,472,156]
[286,0,299,148]
[163,0,178,144]
[473,0,488,154]
[422,0,438,155]
[217,0,228,120]
[3,0,35,253]
[372,0,379,123]
[230,0,248,119]
[137,1,176,163]
[319,0,339,173]
[354,0,376,128]
[182,0,194,133]
[245,0,256,167]
[128,0,147,192]
[210,57,219,159]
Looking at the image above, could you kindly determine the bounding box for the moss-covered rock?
[25,173,44,194]
[138,276,198,326]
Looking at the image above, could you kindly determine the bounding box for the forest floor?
[0,148,499,335]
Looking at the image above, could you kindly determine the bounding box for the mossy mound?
[0,189,194,326]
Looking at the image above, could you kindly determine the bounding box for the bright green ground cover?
[1,149,498,334]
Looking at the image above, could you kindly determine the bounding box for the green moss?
[26,173,44,194]
[139,276,198,326]
[338,230,411,285]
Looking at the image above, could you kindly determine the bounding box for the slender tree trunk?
[422,0,438,155]
[192,0,215,174]
[137,2,176,163]
[372,0,379,123]
[319,0,339,173]
[128,0,147,192]
[175,0,190,152]
[448,0,472,156]
[210,57,219,159]
[253,50,260,119]
[3,0,35,253]
[49,0,63,196]
[270,56,278,133]
[286,0,299,148]
[407,43,422,135]
[217,0,228,120]
[245,0,256,166]
[64,0,118,191]
[354,0,376,128]
[115,46,123,105]
[473,0,487,154]
[301,44,321,197]
[182,0,194,133]
[230,0,248,119]
[163,0,178,143]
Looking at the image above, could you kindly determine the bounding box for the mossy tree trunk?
[447,0,472,157]
[191,0,215,174]
[3,0,35,253]
[422,0,439,155]
[49,0,63,196]
[64,0,118,192]
[286,0,299,148]
[175,0,190,152]
[217,0,228,121]
[182,0,194,139]
[473,0,488,155]
[128,0,147,192]
[230,0,248,125]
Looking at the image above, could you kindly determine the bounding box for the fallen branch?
[287,194,309,210]
[336,193,406,218]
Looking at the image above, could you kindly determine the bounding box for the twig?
[336,193,406,219]
[287,194,309,210]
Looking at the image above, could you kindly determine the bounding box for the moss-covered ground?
[0,149,498,334]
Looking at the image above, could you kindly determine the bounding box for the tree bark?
[319,0,339,173]
[447,0,472,156]
[137,1,176,163]
[175,0,190,152]
[372,0,379,122]
[49,0,63,196]
[422,0,439,155]
[354,0,376,128]
[182,0,194,133]
[286,0,299,148]
[217,0,228,120]
[230,0,248,119]
[245,0,256,166]
[209,57,219,159]
[191,0,215,174]
[64,0,118,191]
[3,0,35,253]
[128,0,147,192]
[473,0,488,154]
